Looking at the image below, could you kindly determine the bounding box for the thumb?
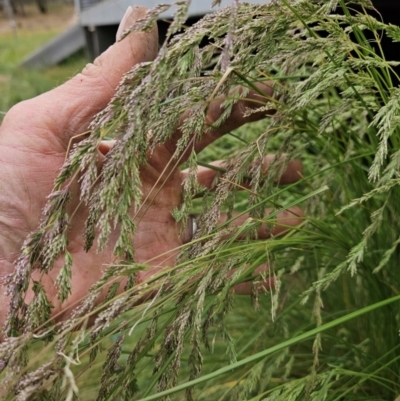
[10,6,158,148]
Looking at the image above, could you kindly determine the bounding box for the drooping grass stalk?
[137,294,400,401]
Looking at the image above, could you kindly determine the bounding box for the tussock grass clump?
[2,0,400,400]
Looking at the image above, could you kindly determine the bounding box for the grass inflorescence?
[2,0,400,400]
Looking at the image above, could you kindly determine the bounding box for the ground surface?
[0,2,76,33]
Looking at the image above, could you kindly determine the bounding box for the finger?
[218,207,304,240]
[181,207,303,244]
[232,264,274,295]
[181,155,303,190]
[163,82,275,161]
[6,6,158,149]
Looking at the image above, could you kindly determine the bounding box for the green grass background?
[0,28,88,117]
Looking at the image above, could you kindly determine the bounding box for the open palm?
[0,6,302,332]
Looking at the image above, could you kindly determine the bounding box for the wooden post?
[3,0,17,36]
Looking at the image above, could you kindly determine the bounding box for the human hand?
[0,6,303,333]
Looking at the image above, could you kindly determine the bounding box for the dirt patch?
[0,3,76,34]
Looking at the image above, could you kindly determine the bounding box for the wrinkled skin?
[0,6,303,333]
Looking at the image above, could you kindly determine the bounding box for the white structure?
[22,0,270,68]
[79,0,269,26]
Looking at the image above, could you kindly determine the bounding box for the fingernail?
[116,6,133,41]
